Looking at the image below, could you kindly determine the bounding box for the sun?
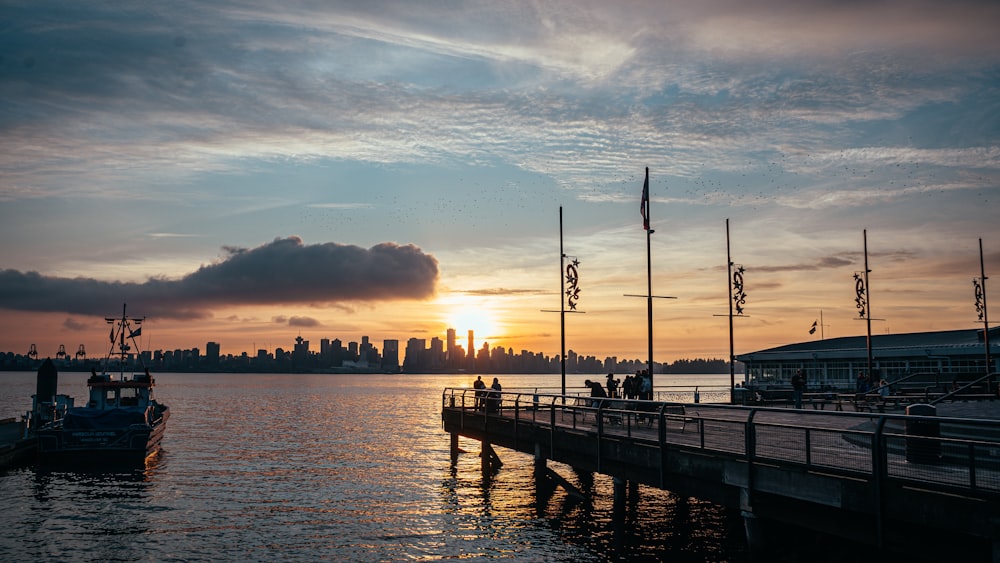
[448,309,499,340]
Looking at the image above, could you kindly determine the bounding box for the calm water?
[0,372,749,562]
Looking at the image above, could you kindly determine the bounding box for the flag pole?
[626,168,675,396]
[979,238,991,375]
[645,168,654,389]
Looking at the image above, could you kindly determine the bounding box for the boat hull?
[36,408,169,467]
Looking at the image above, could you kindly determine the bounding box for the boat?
[35,304,170,466]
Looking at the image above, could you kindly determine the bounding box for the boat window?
[120,388,140,406]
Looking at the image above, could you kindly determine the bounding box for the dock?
[442,388,1000,561]
[0,418,34,469]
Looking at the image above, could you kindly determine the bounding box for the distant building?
[205,341,221,366]
[382,339,399,373]
[736,327,998,387]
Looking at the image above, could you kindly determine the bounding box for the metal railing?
[442,387,1000,499]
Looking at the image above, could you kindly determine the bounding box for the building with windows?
[736,327,998,388]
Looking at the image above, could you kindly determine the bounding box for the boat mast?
[105,302,145,378]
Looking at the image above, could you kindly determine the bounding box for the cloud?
[62,318,89,331]
[288,316,320,327]
[753,255,855,273]
[0,237,438,319]
[458,288,549,297]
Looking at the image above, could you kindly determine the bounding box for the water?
[0,372,749,562]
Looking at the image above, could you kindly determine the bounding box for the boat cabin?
[86,369,156,410]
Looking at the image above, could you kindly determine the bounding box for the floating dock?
[0,418,34,468]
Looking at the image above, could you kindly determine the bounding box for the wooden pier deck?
[441,389,1000,561]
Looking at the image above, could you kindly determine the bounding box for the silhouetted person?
[473,375,486,410]
[605,373,618,399]
[488,377,502,413]
[791,369,805,409]
[639,370,652,401]
[622,374,635,400]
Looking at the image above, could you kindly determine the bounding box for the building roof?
[736,327,999,363]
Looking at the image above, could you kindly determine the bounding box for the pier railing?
[441,387,1000,499]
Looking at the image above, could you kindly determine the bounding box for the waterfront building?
[736,327,999,388]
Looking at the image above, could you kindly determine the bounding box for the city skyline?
[1,2,998,362]
[7,325,733,376]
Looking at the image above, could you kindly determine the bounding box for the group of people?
[584,370,654,402]
[472,376,503,412]
[855,371,890,397]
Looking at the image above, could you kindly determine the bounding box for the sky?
[1,1,999,365]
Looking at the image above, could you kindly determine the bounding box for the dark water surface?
[0,372,749,561]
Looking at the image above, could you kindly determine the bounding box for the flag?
[128,327,142,339]
[640,167,649,230]
[809,320,817,335]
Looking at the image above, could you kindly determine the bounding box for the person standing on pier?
[605,373,619,399]
[488,377,502,413]
[622,374,635,400]
[473,376,486,410]
[791,369,806,409]
[639,370,652,401]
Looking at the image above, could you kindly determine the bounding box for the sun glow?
[448,309,499,341]
[440,293,505,343]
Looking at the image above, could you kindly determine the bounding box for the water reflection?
[25,464,155,561]
[445,438,750,562]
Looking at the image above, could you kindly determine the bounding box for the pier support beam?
[613,477,626,509]
[534,442,546,470]
[480,441,503,474]
[450,433,459,462]
[740,488,768,554]
[992,517,1000,563]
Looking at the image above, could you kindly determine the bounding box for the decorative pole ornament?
[565,258,581,310]
[732,264,747,316]
[974,278,986,321]
[541,207,587,397]
[853,271,868,318]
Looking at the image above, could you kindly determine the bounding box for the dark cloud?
[288,316,320,327]
[62,318,89,331]
[753,254,855,273]
[0,237,438,319]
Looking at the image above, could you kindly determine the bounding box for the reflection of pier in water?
[442,388,1000,561]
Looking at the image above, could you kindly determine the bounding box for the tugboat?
[35,304,170,466]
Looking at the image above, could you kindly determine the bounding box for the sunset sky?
[2,1,999,365]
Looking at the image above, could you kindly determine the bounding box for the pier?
[442,388,1000,561]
